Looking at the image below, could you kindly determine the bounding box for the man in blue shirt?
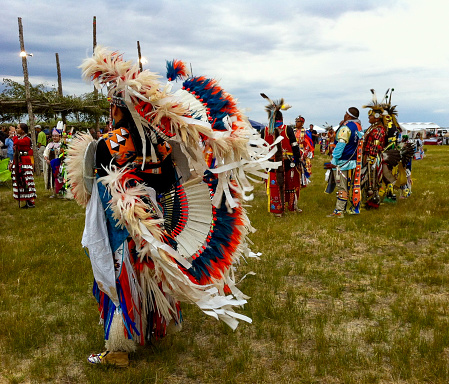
[326,107,363,217]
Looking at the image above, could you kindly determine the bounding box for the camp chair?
[0,158,12,187]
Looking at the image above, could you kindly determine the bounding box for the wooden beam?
[18,17,40,175]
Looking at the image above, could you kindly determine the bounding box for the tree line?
[0,78,109,127]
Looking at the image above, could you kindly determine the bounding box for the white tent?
[399,122,440,131]
[312,125,326,133]
[399,122,439,139]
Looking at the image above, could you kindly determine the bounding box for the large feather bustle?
[80,46,161,101]
[97,163,254,328]
[166,59,190,82]
[382,149,402,167]
[66,131,95,207]
[400,142,415,165]
[74,46,285,330]
[178,78,279,206]
[80,46,279,209]
[99,176,252,328]
[98,164,164,242]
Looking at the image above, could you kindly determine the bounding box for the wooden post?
[18,17,40,175]
[55,53,66,125]
[93,16,100,131]
[137,41,143,72]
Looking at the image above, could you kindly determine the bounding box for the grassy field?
[1,146,449,384]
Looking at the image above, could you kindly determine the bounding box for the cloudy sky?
[2,0,449,128]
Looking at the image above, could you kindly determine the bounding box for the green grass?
[1,146,449,383]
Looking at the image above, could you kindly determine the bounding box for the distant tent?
[312,125,325,133]
[399,122,440,131]
[399,122,440,139]
[249,119,265,131]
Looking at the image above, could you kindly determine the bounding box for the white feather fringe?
[105,310,137,353]
[66,131,95,207]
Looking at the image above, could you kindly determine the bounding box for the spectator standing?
[309,124,319,146]
[36,125,47,172]
[0,127,9,159]
[5,126,16,161]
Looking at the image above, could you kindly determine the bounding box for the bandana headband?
[346,109,357,119]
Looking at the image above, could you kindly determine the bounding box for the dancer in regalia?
[67,47,276,366]
[11,123,36,208]
[43,126,62,196]
[294,116,313,181]
[361,90,387,209]
[260,94,302,217]
[327,126,336,157]
[381,91,414,202]
[320,132,327,154]
[397,134,414,198]
[325,107,363,217]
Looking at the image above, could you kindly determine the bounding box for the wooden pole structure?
[137,41,143,72]
[93,16,100,131]
[18,17,40,175]
[55,53,67,124]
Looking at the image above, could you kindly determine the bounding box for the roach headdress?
[260,93,292,134]
[382,88,402,133]
[363,89,389,125]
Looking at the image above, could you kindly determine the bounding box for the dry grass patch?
[1,147,449,383]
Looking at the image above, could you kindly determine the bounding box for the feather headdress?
[166,59,190,82]
[382,88,402,132]
[363,89,389,123]
[260,93,292,134]
[75,46,279,209]
[323,122,334,131]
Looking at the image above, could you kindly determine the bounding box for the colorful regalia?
[44,123,69,197]
[66,47,277,365]
[43,139,61,192]
[260,94,302,216]
[327,127,336,156]
[325,107,363,217]
[396,135,412,198]
[11,130,36,207]
[379,90,405,202]
[264,123,301,214]
[320,134,328,154]
[361,89,414,208]
[361,90,388,209]
[53,128,71,198]
[295,126,313,182]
